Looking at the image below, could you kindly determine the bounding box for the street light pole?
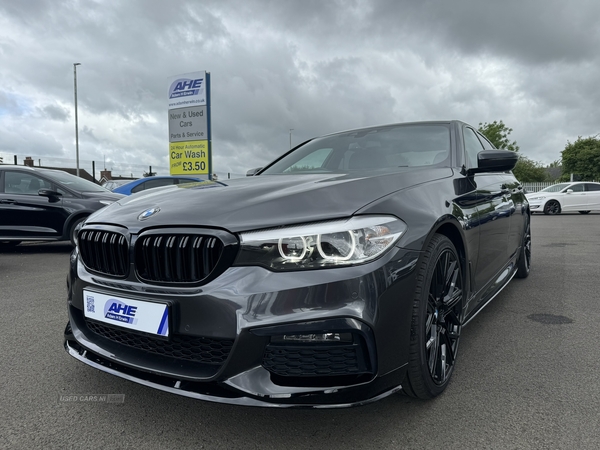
[73,63,81,177]
[289,128,294,149]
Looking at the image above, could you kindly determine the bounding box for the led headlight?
[235,215,407,270]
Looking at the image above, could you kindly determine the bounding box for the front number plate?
[83,290,169,337]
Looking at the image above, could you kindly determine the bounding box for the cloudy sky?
[1,0,599,178]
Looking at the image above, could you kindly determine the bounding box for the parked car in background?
[64,120,530,407]
[112,175,204,195]
[525,181,600,214]
[0,166,123,247]
[102,179,137,191]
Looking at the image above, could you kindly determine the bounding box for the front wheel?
[402,234,464,399]
[543,200,561,215]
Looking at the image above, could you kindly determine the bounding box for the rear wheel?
[402,234,463,399]
[543,200,561,215]
[516,218,531,278]
[578,211,591,214]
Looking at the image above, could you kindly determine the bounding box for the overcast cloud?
[1,0,599,178]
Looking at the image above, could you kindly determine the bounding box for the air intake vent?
[79,230,129,277]
[135,234,224,283]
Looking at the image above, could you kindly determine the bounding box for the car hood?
[88,169,453,233]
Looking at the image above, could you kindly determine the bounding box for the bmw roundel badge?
[138,207,160,221]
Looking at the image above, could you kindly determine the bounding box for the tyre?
[543,200,561,215]
[578,211,591,214]
[516,217,531,279]
[69,218,86,247]
[402,234,464,399]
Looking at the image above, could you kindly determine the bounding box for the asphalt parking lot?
[1,213,599,450]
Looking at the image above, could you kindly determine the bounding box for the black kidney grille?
[79,230,129,276]
[135,234,224,283]
[263,345,362,377]
[85,319,233,365]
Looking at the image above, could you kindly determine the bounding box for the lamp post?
[289,128,294,149]
[73,63,81,177]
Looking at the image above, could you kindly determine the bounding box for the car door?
[462,127,512,307]
[559,183,586,211]
[583,183,600,210]
[0,170,67,239]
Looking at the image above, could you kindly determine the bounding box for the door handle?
[0,199,16,204]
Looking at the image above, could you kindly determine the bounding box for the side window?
[584,183,600,192]
[4,172,50,195]
[463,128,484,169]
[568,184,584,192]
[144,178,176,190]
[131,182,145,193]
[476,133,495,150]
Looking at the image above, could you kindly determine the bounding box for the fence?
[521,182,557,193]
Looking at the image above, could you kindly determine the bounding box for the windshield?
[539,183,570,193]
[261,124,451,175]
[44,170,110,192]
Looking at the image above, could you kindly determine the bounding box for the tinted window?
[567,184,584,192]
[585,183,600,191]
[131,182,145,193]
[145,178,176,190]
[477,133,495,150]
[463,128,484,169]
[4,172,52,194]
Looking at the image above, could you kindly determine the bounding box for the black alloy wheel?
[516,218,531,278]
[544,200,561,215]
[578,211,591,214]
[403,234,463,399]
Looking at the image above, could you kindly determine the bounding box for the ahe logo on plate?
[104,301,138,325]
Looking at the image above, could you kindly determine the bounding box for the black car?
[64,121,531,407]
[0,166,123,247]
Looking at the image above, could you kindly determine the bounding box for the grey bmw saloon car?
[64,120,531,407]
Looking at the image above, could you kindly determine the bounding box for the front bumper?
[64,245,419,407]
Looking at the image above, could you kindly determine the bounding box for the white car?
[526,182,600,214]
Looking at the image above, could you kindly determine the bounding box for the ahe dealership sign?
[167,71,212,176]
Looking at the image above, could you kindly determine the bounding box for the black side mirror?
[246,167,263,177]
[469,150,518,174]
[38,189,63,202]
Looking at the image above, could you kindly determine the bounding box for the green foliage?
[478,120,520,152]
[561,136,600,181]
[512,156,548,182]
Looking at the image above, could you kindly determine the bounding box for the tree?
[512,156,548,182]
[478,120,520,152]
[561,136,600,181]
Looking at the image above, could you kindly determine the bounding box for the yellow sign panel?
[169,140,209,175]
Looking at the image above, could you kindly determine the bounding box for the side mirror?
[566,189,573,194]
[38,189,63,202]
[246,167,263,177]
[469,150,518,175]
